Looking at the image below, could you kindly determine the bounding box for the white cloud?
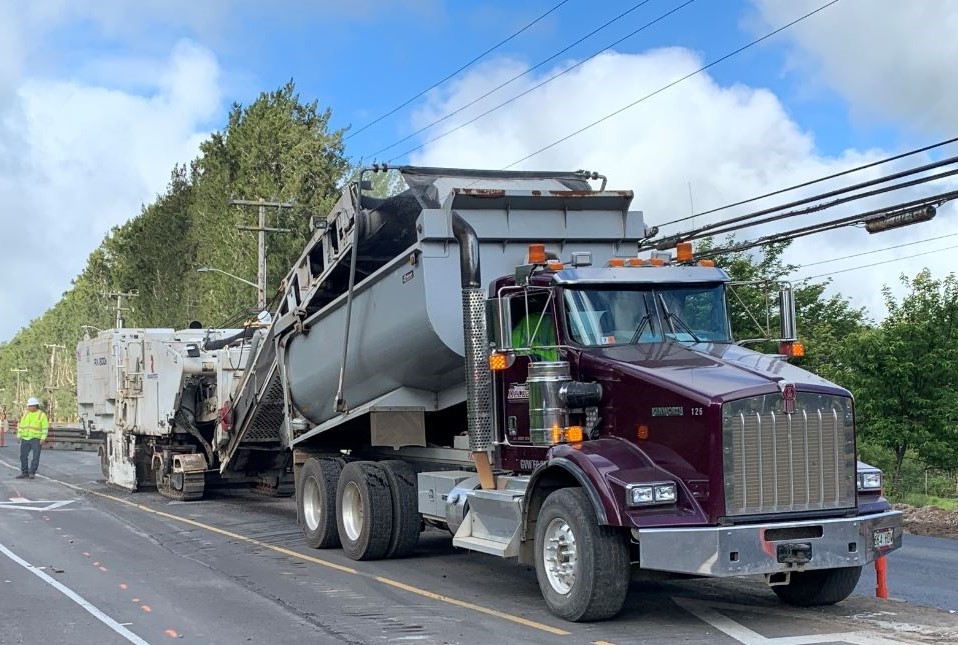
[407,47,956,322]
[751,0,958,133]
[0,40,221,341]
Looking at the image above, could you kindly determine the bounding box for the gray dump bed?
[222,167,648,457]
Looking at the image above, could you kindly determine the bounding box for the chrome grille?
[722,392,855,516]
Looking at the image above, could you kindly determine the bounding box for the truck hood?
[582,341,848,403]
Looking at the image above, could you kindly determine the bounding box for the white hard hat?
[27,397,40,406]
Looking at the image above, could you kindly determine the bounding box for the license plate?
[873,527,895,549]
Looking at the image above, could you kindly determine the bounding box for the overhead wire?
[367,0,675,161]
[345,0,571,143]
[499,0,841,171]
[650,162,958,248]
[659,135,958,227]
[798,231,958,269]
[796,243,958,281]
[692,189,958,260]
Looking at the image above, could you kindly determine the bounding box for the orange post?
[875,555,888,599]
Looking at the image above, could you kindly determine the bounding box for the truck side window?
[511,293,558,361]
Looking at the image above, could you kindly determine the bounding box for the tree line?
[0,81,954,498]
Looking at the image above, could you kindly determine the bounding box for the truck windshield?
[563,284,732,346]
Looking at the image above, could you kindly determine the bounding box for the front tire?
[300,458,342,549]
[772,566,863,606]
[336,461,393,560]
[534,488,630,621]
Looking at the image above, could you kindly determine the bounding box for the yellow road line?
[375,576,570,636]
[0,457,573,638]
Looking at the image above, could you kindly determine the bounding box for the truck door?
[496,289,560,446]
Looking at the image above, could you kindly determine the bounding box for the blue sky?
[1,0,956,341]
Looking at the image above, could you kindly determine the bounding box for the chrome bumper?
[635,510,902,576]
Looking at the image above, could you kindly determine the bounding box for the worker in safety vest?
[17,397,48,479]
[512,312,560,362]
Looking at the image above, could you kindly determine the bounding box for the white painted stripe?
[0,542,152,645]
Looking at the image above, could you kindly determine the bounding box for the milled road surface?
[1,445,957,645]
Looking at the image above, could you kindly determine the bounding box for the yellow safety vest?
[18,410,49,441]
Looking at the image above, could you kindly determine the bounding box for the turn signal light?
[778,341,806,358]
[489,352,510,371]
[528,243,547,264]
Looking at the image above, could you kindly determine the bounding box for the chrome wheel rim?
[543,517,577,595]
[302,477,322,531]
[341,481,363,542]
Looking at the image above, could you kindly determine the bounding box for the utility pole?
[10,368,27,407]
[44,344,66,421]
[106,290,138,328]
[231,198,294,310]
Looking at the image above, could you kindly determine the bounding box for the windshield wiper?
[629,313,653,344]
[657,294,702,343]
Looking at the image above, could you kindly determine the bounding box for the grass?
[893,493,958,511]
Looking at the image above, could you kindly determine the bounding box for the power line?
[659,135,958,228]
[366,0,668,160]
[345,0,571,143]
[384,0,696,163]
[692,189,958,260]
[799,231,958,269]
[796,243,958,281]
[652,161,958,248]
[501,0,841,171]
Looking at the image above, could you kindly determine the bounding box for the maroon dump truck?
[90,166,903,622]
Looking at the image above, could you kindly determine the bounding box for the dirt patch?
[893,503,958,540]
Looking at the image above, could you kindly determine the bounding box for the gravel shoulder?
[895,503,958,540]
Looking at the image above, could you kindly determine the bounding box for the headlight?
[627,482,677,506]
[858,471,882,491]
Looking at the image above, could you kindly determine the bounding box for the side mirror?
[778,286,797,342]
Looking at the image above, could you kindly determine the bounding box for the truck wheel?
[378,460,420,558]
[336,461,394,560]
[772,566,863,606]
[300,458,342,549]
[534,488,630,621]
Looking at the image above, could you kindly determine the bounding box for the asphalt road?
[1,444,957,645]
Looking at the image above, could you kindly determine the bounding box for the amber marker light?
[676,241,693,262]
[528,243,547,264]
[545,261,565,271]
[489,352,509,371]
[566,426,584,442]
[649,258,666,266]
[626,258,646,266]
[607,258,626,267]
[637,424,650,440]
[697,259,715,267]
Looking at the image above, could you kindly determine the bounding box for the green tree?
[842,270,958,487]
[0,80,349,418]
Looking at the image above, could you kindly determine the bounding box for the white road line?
[0,542,152,645]
[672,597,904,645]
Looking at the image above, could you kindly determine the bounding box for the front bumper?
[635,510,902,576]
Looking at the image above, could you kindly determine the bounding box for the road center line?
[0,541,152,645]
[0,459,573,639]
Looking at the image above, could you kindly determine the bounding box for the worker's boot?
[16,473,28,479]
[28,473,36,479]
